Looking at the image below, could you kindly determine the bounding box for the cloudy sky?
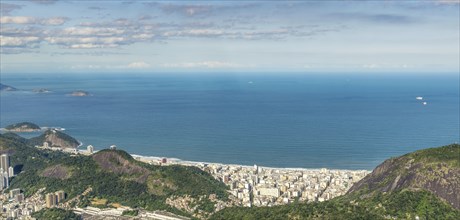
[0,0,459,74]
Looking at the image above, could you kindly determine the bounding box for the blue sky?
[0,0,459,74]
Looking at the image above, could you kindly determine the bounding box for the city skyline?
[0,0,459,74]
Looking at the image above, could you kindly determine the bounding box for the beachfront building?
[87,145,94,154]
[110,145,117,150]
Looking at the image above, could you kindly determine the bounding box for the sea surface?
[1,73,459,170]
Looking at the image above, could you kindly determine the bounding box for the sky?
[0,0,459,74]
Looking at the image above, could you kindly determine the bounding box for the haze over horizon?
[0,0,459,74]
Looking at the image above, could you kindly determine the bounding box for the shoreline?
[76,148,371,172]
[130,153,372,172]
[0,126,66,133]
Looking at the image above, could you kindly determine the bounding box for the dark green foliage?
[196,198,216,213]
[0,133,227,217]
[5,122,41,130]
[211,190,460,220]
[32,208,82,220]
[122,209,139,216]
[408,144,460,167]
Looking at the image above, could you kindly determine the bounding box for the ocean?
[1,73,459,170]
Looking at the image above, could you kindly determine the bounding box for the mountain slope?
[1,133,228,218]
[348,144,460,209]
[29,129,80,148]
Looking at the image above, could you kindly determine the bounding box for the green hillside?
[29,129,80,148]
[1,133,228,217]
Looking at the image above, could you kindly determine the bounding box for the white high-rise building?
[1,154,10,174]
[1,171,9,189]
[8,167,14,178]
[87,145,94,154]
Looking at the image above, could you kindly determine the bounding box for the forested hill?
[1,132,228,218]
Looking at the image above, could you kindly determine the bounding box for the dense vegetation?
[122,209,139,216]
[348,144,460,209]
[4,122,41,131]
[211,190,460,220]
[31,208,82,220]
[0,133,228,217]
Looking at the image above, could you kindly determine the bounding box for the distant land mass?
[69,90,91,96]
[4,122,41,132]
[29,129,80,149]
[1,130,459,219]
[211,144,460,219]
[0,83,18,91]
[32,88,51,93]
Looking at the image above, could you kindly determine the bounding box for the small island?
[69,90,91,97]
[33,88,51,93]
[4,122,41,132]
[0,83,18,91]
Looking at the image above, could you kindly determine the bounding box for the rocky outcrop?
[348,144,460,209]
[92,150,150,183]
[29,129,80,149]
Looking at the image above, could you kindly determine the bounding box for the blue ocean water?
[1,73,459,170]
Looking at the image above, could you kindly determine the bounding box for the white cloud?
[0,36,40,47]
[71,62,151,70]
[59,27,125,36]
[0,16,36,24]
[436,0,460,4]
[127,61,151,69]
[163,61,242,68]
[0,16,68,25]
[362,64,380,69]
[44,36,126,48]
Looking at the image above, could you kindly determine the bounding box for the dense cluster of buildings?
[196,163,369,207]
[36,142,78,154]
[0,188,43,219]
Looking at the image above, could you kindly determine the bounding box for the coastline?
[76,148,371,172]
[0,126,66,133]
[130,153,372,172]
